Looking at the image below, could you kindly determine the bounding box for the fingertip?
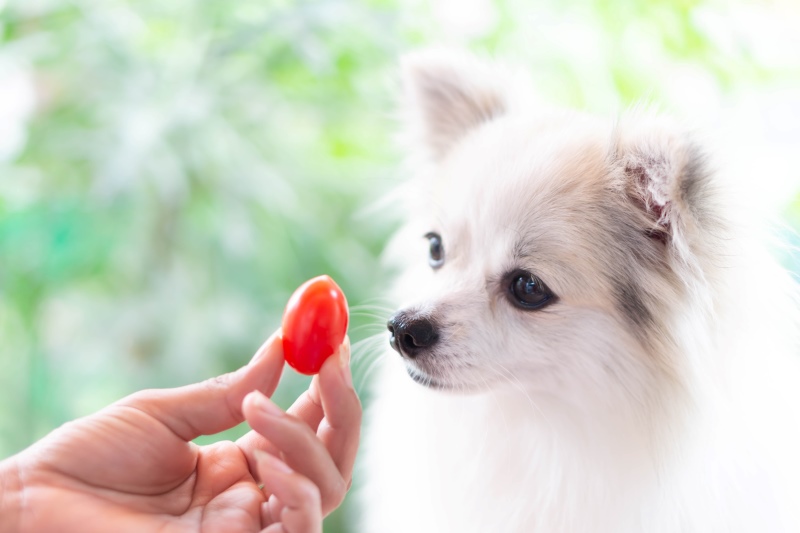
[243,390,285,421]
[261,519,286,533]
[250,329,285,367]
[308,375,322,406]
[239,329,286,402]
[340,335,351,367]
[340,335,353,389]
[319,336,353,391]
[242,390,261,413]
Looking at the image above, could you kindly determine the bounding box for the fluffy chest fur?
[362,354,798,533]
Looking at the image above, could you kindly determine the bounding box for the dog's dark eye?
[508,271,554,310]
[425,232,444,269]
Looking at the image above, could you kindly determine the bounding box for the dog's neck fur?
[363,358,678,533]
[362,263,789,533]
[362,342,766,533]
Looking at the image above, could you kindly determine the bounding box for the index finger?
[120,329,285,441]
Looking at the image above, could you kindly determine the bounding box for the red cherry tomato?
[282,275,349,375]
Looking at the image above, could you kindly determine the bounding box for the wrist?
[0,457,22,533]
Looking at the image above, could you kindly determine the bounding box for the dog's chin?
[405,366,449,390]
[404,365,489,395]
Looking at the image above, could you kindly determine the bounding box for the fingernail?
[247,390,284,417]
[339,336,353,389]
[308,375,322,405]
[254,449,293,474]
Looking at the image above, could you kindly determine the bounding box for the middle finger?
[243,391,347,513]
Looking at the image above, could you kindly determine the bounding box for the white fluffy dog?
[359,50,800,533]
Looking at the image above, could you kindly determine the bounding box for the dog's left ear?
[611,116,713,255]
[401,49,510,162]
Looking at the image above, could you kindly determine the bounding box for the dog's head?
[386,50,723,403]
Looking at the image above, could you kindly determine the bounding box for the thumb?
[119,330,285,441]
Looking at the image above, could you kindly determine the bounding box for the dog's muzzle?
[387,311,439,359]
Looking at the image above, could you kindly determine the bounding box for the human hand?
[0,331,360,533]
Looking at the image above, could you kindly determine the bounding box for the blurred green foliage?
[1,0,799,531]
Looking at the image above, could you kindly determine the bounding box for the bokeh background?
[1,0,799,530]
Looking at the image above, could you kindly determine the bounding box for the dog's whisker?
[349,309,391,317]
[355,355,386,391]
[350,303,396,314]
[350,296,396,306]
[350,334,386,363]
[350,337,391,392]
[349,323,389,335]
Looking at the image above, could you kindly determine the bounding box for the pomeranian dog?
[359,50,800,533]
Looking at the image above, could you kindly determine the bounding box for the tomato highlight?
[281,275,349,375]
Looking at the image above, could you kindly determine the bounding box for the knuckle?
[124,388,154,405]
[205,373,241,422]
[119,388,160,412]
[345,390,363,422]
[297,477,322,506]
[207,372,232,392]
[322,478,347,507]
[284,414,315,440]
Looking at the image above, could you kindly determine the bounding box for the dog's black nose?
[387,311,439,358]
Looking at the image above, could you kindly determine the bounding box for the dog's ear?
[612,115,714,257]
[401,49,509,162]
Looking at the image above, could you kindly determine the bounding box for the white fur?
[358,50,800,533]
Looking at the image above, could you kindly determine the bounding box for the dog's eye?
[508,271,554,310]
[425,232,444,269]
